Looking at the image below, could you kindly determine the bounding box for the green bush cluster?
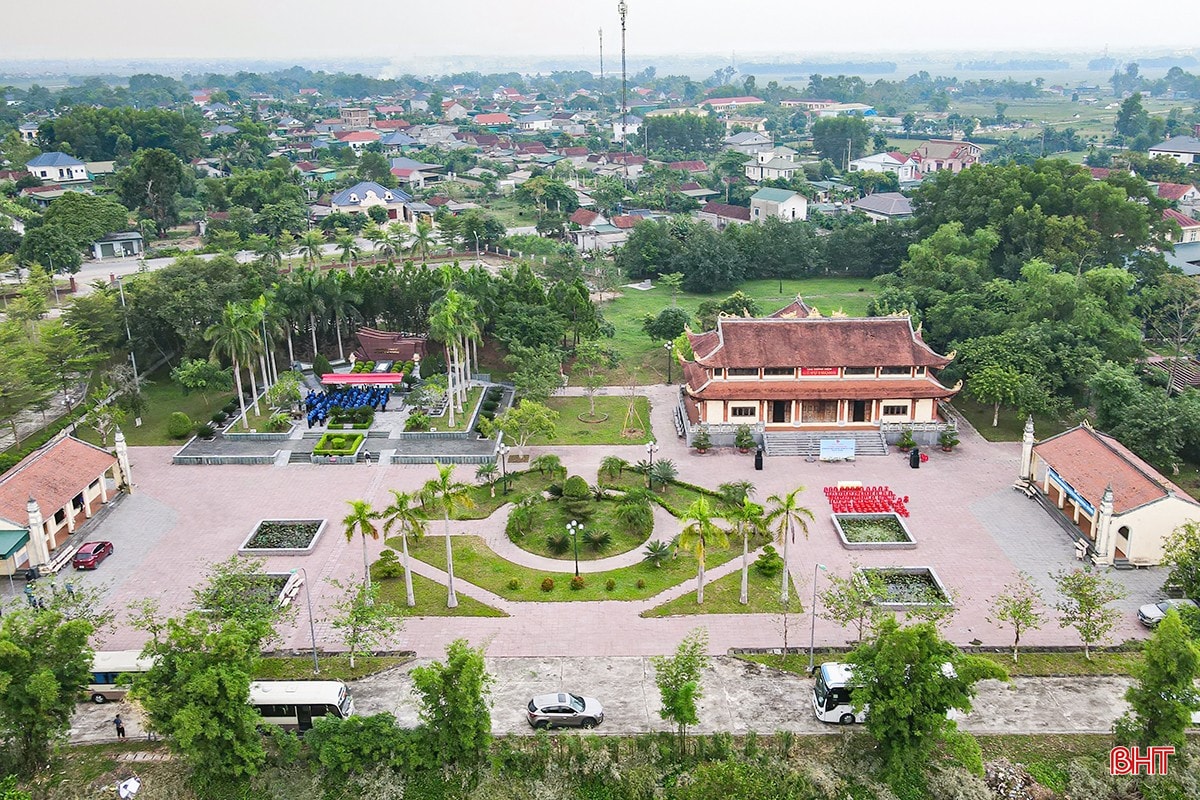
[211,410,228,424]
[167,411,193,439]
[313,354,333,378]
[540,577,555,592]
[373,549,404,579]
[264,412,293,433]
[313,432,365,456]
[349,360,377,374]
[195,422,216,438]
[570,575,586,591]
[223,398,239,415]
[754,545,785,578]
[329,405,374,427]
[405,412,431,432]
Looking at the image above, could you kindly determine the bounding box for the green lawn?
[507,495,651,561]
[740,648,1145,678]
[950,397,1069,442]
[597,276,876,384]
[254,654,411,681]
[73,370,236,447]
[528,396,653,445]
[602,471,721,517]
[418,468,552,520]
[372,568,508,617]
[429,385,484,433]
[642,564,799,617]
[395,533,756,602]
[479,195,537,229]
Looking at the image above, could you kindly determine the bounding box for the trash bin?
[754,447,764,471]
[909,447,920,469]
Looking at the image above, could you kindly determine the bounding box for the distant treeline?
[740,61,897,74]
[955,60,1069,71]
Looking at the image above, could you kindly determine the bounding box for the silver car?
[526,692,604,729]
[1137,598,1198,627]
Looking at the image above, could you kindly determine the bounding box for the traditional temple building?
[681,300,959,431]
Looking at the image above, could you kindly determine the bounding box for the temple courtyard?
[12,385,1168,659]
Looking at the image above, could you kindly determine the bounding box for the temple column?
[27,498,50,568]
[1093,487,1115,564]
[115,428,133,494]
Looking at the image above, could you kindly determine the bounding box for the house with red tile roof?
[474,112,514,128]
[700,95,765,112]
[668,160,708,174]
[696,201,751,229]
[1025,423,1200,566]
[681,307,958,438]
[1154,181,1200,204]
[0,435,125,575]
[909,139,982,174]
[1163,208,1200,244]
[335,130,381,152]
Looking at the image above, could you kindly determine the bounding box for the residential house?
[340,107,371,128]
[612,114,642,142]
[677,181,720,201]
[372,119,412,132]
[202,102,237,117]
[517,112,553,131]
[389,156,446,189]
[380,131,418,154]
[750,188,808,222]
[335,130,381,152]
[680,307,958,433]
[1164,208,1200,244]
[1024,422,1200,566]
[744,146,799,182]
[667,160,708,175]
[1154,181,1200,206]
[1149,136,1200,166]
[25,152,90,185]
[850,192,913,222]
[696,201,751,229]
[329,181,415,224]
[442,101,470,121]
[408,94,430,113]
[91,231,143,260]
[474,112,513,128]
[780,99,835,111]
[295,161,339,183]
[847,152,919,182]
[910,139,982,174]
[816,103,876,117]
[17,122,38,143]
[723,131,774,155]
[699,95,765,112]
[724,116,769,134]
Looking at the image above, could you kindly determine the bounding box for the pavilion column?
[26,497,50,568]
[1019,417,1035,482]
[65,505,76,533]
[1093,486,1115,564]
[99,468,110,503]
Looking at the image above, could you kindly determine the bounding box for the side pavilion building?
[680,300,960,432]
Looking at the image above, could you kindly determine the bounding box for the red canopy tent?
[320,373,406,385]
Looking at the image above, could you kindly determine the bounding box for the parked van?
[88,650,155,703]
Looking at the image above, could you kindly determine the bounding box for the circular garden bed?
[505,477,654,561]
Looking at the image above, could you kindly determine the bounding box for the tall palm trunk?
[696,554,706,604]
[444,511,458,608]
[444,344,456,427]
[259,353,270,395]
[336,314,345,361]
[781,521,791,603]
[361,531,370,590]
[286,327,295,368]
[233,359,248,430]
[740,528,749,605]
[247,361,261,417]
[402,533,415,607]
[309,312,319,360]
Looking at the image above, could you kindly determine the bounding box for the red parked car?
[72,541,114,570]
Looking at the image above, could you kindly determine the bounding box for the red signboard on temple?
[800,367,840,376]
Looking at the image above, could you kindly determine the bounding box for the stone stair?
[762,430,888,458]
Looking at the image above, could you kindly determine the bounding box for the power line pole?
[598,28,604,100]
[618,0,629,183]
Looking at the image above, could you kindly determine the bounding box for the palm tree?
[291,267,326,359]
[385,223,410,259]
[335,232,362,266]
[600,456,630,480]
[420,463,476,608]
[321,270,363,362]
[409,220,435,261]
[205,302,259,429]
[726,496,766,605]
[297,230,326,268]
[765,487,814,603]
[342,499,379,590]
[678,497,729,604]
[429,290,469,427]
[475,462,499,497]
[362,222,386,264]
[377,490,427,607]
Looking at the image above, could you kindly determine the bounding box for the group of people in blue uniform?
[304,386,392,428]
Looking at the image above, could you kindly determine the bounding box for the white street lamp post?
[808,563,827,673]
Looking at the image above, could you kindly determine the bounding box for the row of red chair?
[822,485,910,517]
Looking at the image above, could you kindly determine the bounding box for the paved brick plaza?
[55,385,1165,658]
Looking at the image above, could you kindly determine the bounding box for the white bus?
[248,680,355,732]
[812,661,959,725]
[88,650,155,704]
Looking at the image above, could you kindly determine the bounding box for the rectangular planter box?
[832,513,916,550]
[310,432,365,464]
[239,518,327,556]
[860,566,952,610]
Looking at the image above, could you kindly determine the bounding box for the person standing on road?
[113,714,126,739]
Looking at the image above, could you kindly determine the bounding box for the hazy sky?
[5,0,1197,62]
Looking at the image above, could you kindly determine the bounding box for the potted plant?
[692,427,712,454]
[896,430,916,452]
[734,424,755,454]
[939,429,960,452]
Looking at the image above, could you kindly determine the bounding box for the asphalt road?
[68,655,1140,744]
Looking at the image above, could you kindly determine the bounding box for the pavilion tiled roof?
[1033,425,1199,514]
[699,202,751,221]
[0,437,116,525]
[687,316,953,369]
[685,377,958,402]
[767,297,813,319]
